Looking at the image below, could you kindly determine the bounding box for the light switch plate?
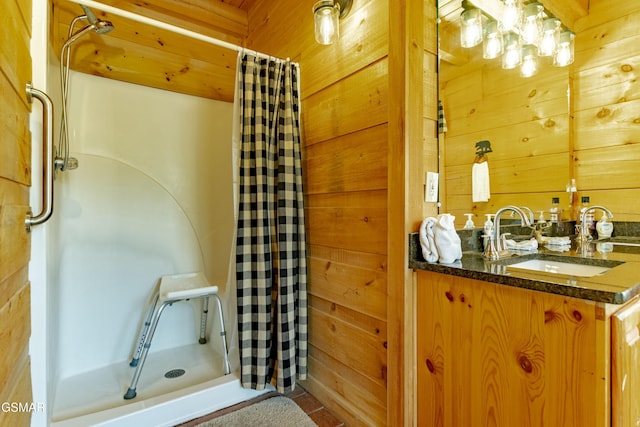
[426,172,438,202]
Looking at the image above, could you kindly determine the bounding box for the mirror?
[437,0,640,224]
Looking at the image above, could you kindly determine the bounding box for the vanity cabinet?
[612,297,640,426]
[416,270,640,427]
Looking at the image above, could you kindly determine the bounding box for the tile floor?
[176,384,344,427]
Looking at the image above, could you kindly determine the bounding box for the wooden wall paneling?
[307,243,387,273]
[305,190,387,255]
[573,23,640,72]
[445,153,569,196]
[66,37,236,101]
[444,74,568,136]
[307,256,387,320]
[0,72,31,185]
[0,281,31,427]
[54,2,242,65]
[444,115,570,166]
[2,0,33,423]
[302,58,388,146]
[303,124,388,195]
[106,0,249,40]
[538,0,587,31]
[300,0,389,98]
[573,54,640,114]
[55,0,247,45]
[575,144,640,190]
[308,296,387,387]
[574,1,640,36]
[307,306,387,424]
[0,204,31,283]
[489,154,570,194]
[0,0,32,191]
[575,189,640,221]
[388,0,432,423]
[247,0,389,99]
[575,12,640,60]
[0,354,32,427]
[423,51,438,122]
[0,0,32,92]
[52,0,240,101]
[305,345,387,427]
[573,99,640,151]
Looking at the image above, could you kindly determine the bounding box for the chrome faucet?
[580,205,613,243]
[484,205,533,260]
[513,206,534,223]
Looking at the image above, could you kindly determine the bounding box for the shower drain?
[164,368,186,379]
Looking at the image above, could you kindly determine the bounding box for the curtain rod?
[66,0,297,66]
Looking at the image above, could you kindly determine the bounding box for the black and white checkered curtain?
[235,53,307,393]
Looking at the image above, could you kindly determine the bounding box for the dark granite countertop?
[409,231,640,304]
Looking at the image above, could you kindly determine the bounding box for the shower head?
[61,10,114,50]
[78,4,115,35]
[80,4,98,24]
[92,19,115,35]
[80,4,114,33]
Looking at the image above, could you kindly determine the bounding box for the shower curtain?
[234,52,307,393]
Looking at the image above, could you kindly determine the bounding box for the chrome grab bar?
[25,82,54,231]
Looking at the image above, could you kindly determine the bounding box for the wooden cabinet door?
[417,270,606,427]
[612,296,640,427]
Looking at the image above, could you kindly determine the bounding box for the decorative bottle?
[549,197,561,223]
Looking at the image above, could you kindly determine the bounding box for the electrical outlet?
[425,172,438,202]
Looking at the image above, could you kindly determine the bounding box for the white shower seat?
[124,272,231,400]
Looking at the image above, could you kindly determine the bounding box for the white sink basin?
[508,259,611,277]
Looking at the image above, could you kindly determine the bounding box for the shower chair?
[124,272,231,400]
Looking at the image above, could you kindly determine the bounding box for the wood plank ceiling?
[52,0,258,102]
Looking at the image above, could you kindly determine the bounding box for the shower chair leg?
[212,294,231,375]
[124,300,171,400]
[129,292,160,367]
[199,296,209,344]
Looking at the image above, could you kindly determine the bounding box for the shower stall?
[29,2,267,426]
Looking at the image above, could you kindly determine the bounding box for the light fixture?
[502,32,521,69]
[313,0,352,45]
[521,2,543,46]
[500,0,521,33]
[460,0,574,77]
[539,18,561,56]
[553,31,575,67]
[520,44,539,77]
[483,19,503,59]
[461,6,484,48]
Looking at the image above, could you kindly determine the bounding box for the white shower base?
[51,343,268,427]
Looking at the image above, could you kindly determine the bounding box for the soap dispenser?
[464,213,475,229]
[483,214,494,250]
[596,213,613,239]
[537,211,546,225]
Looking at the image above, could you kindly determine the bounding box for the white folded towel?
[419,217,439,263]
[504,238,538,252]
[545,244,571,252]
[541,236,571,246]
[472,162,490,202]
[434,214,463,264]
